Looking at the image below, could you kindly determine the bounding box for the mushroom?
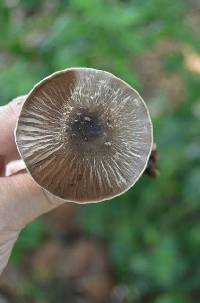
[15,68,153,203]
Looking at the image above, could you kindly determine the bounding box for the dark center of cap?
[70,109,103,142]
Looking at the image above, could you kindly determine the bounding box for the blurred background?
[0,0,200,302]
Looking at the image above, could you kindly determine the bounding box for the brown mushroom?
[15,68,153,203]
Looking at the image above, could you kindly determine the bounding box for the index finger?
[0,96,26,161]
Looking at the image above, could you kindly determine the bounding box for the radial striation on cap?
[16,68,153,203]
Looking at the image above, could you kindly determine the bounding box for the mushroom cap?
[15,68,153,203]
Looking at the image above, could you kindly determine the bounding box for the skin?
[0,97,64,275]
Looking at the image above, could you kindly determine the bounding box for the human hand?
[0,96,64,275]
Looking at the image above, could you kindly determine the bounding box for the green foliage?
[1,0,200,302]
[18,282,47,303]
[11,219,46,265]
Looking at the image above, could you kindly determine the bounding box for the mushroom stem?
[144,144,159,178]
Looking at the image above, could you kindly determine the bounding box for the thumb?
[0,230,19,275]
[0,169,64,276]
[0,173,64,232]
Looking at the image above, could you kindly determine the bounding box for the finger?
[5,159,26,177]
[0,96,26,161]
[0,173,64,231]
